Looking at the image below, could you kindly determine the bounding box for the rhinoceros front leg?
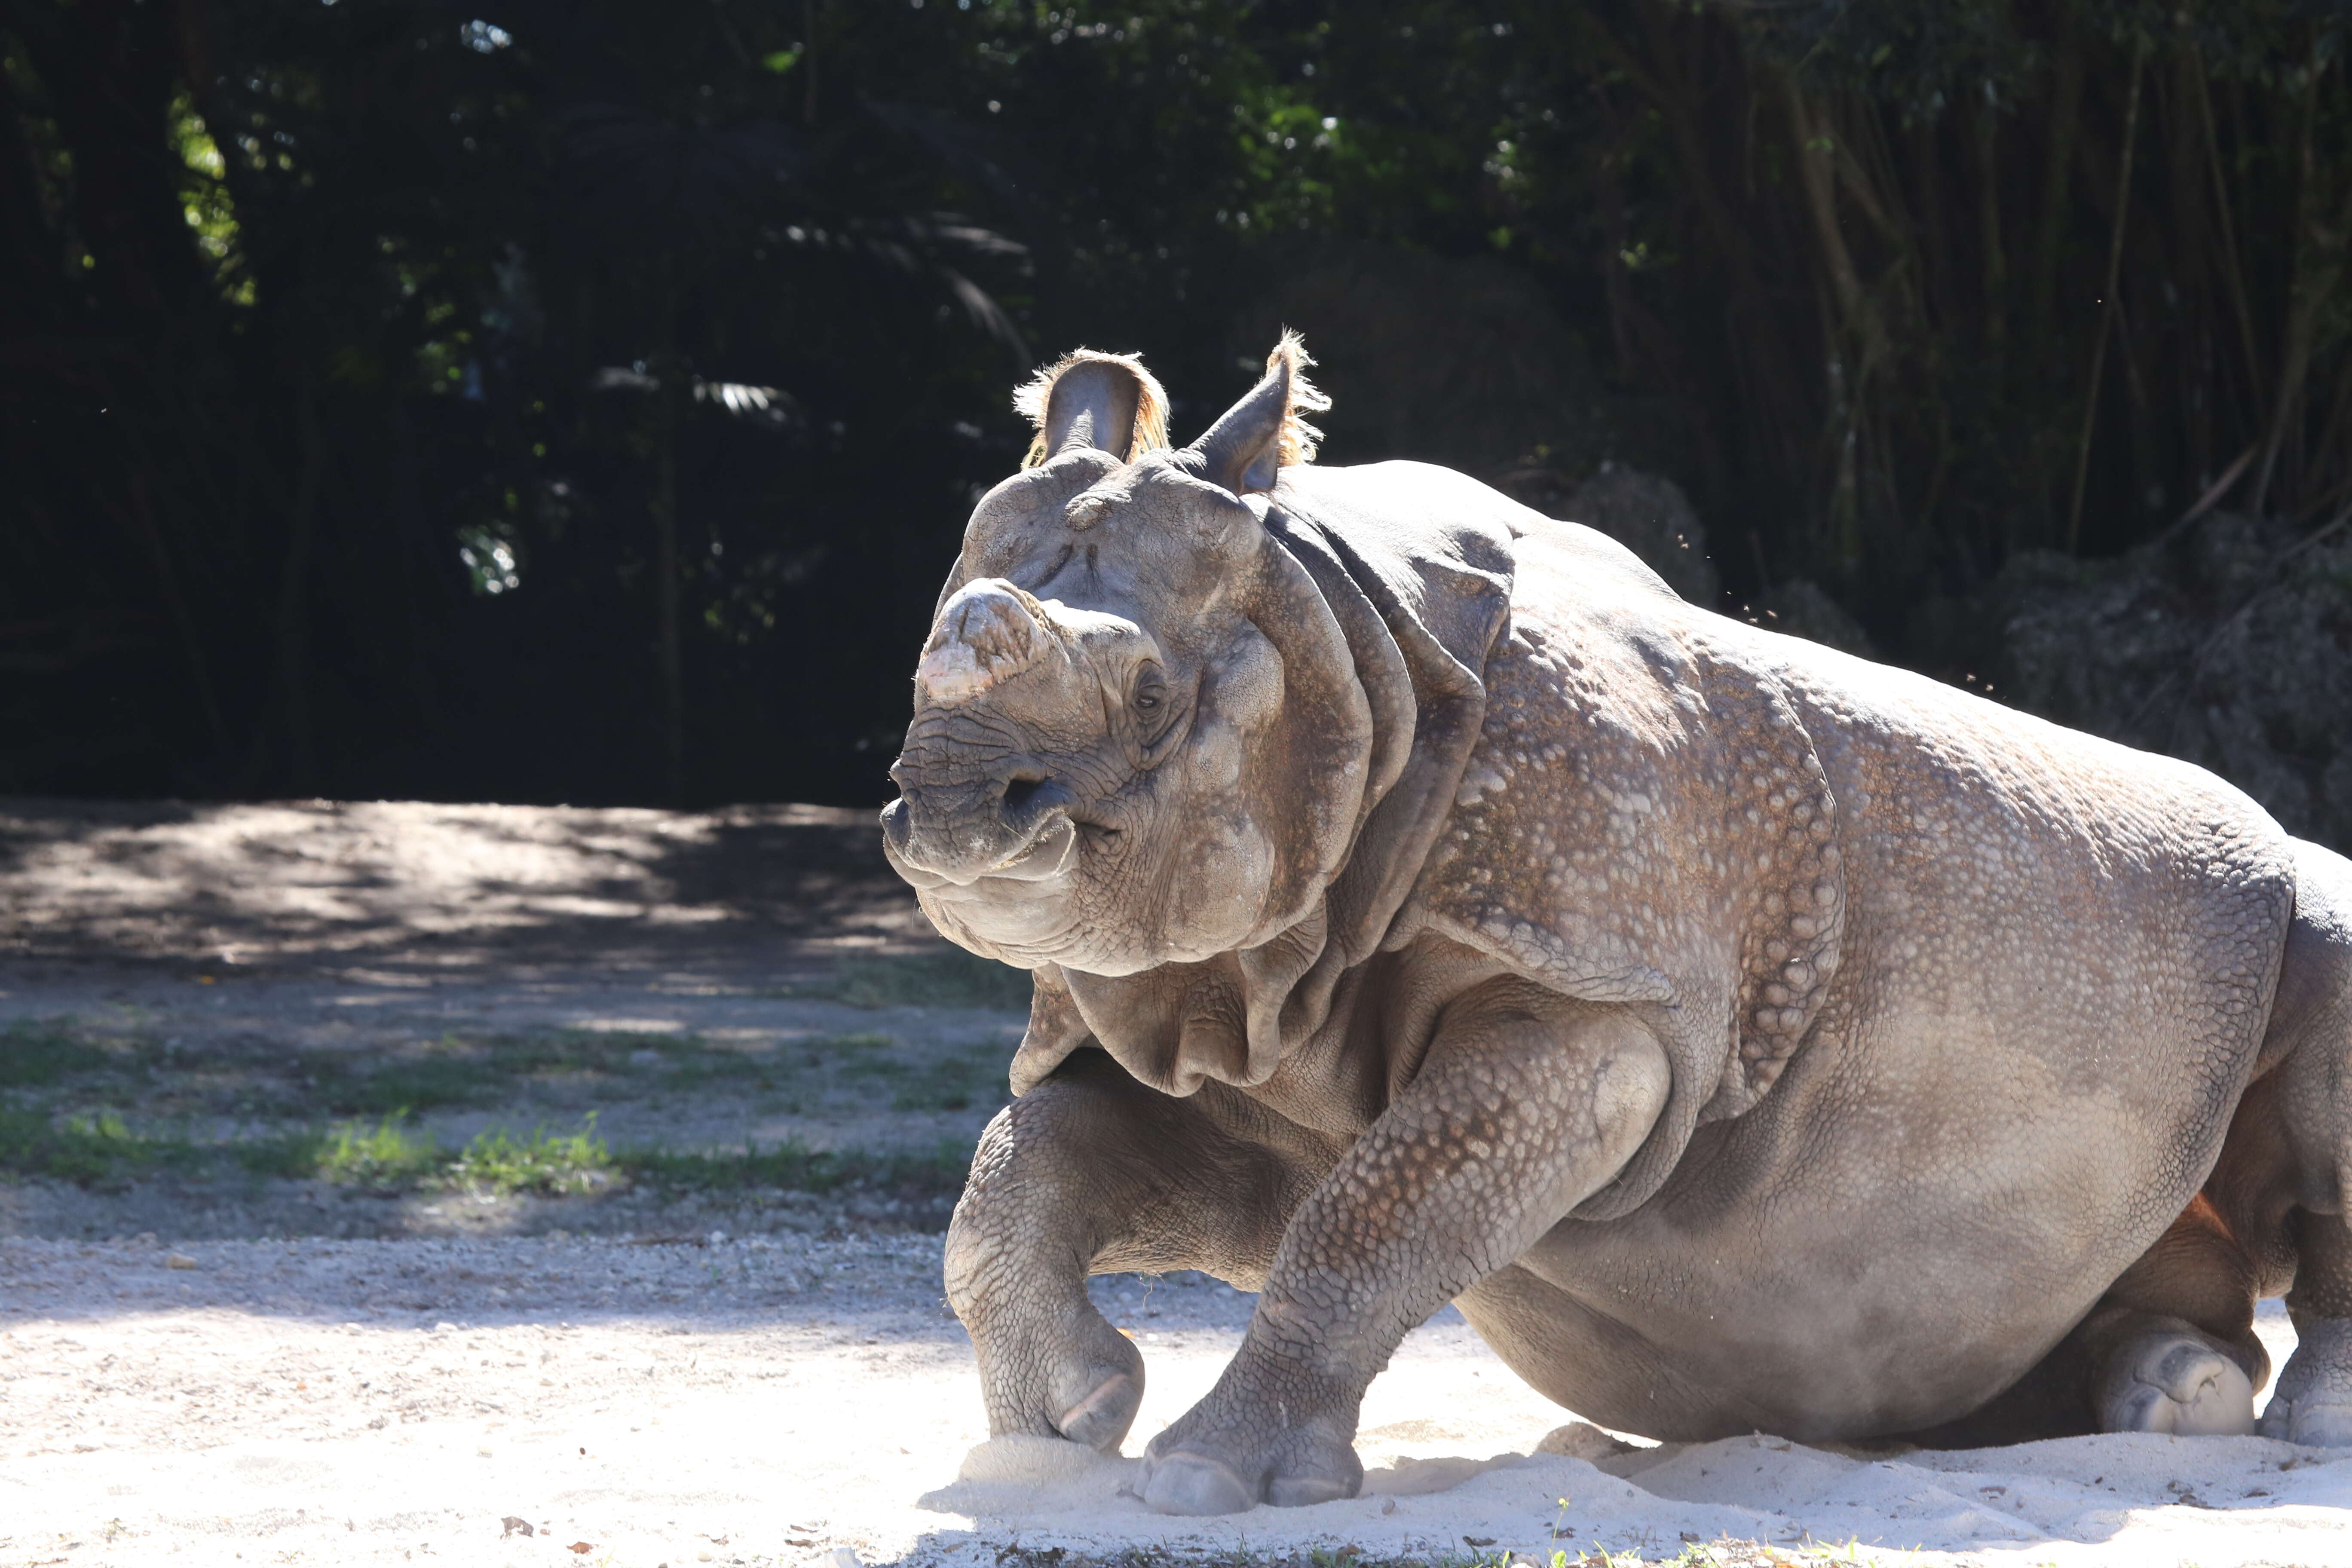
[944,1050,1324,1454]
[1139,983,1672,1516]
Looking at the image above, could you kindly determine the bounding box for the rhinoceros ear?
[1012,349,1170,467]
[1185,331,1331,497]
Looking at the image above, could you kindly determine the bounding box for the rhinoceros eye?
[1132,666,1166,717]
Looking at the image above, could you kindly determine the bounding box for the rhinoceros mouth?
[978,812,1081,882]
[882,805,1081,891]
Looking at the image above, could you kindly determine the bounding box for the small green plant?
[315,1113,442,1190]
[446,1114,614,1195]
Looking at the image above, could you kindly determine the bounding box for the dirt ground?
[4,800,2350,1568]
[0,798,1020,1241]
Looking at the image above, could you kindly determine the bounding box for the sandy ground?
[5,801,2352,1566]
[0,1237,2342,1568]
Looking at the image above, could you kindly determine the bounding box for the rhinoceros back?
[1390,502,2295,1220]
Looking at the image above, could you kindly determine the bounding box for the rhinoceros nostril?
[1001,773,1049,814]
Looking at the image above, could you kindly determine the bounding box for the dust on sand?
[4,802,2351,1567]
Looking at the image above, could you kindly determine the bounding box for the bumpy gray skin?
[881,345,2352,1517]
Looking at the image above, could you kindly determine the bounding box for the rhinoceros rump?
[880,338,2352,1516]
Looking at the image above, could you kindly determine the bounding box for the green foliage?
[4,0,2348,803]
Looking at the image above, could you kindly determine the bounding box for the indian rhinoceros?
[879,337,2352,1517]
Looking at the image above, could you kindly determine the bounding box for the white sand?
[3,1237,2345,1568]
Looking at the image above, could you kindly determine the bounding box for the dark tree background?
[5,0,2349,809]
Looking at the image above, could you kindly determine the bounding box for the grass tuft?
[445,1114,616,1195]
[0,1106,157,1184]
[312,1113,442,1189]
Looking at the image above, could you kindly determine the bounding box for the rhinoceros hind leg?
[2095,1319,2256,1436]
[2246,841,2352,1447]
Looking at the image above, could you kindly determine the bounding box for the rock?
[1532,463,1721,606]
[1989,511,2352,852]
[165,1253,198,1270]
[1753,578,1875,657]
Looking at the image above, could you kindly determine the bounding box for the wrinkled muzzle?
[882,580,1090,889]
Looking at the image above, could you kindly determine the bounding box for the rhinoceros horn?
[915,579,1055,707]
[1185,330,1331,496]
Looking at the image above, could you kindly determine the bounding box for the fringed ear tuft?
[1265,329,1331,470]
[1185,330,1334,497]
[1012,349,1170,468]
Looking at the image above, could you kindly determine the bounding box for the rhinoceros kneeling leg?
[944,1051,1320,1455]
[1139,986,1671,1516]
[2093,1317,2258,1436]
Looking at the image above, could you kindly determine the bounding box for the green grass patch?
[0,1017,111,1087]
[312,1113,443,1189]
[445,1114,615,1195]
[0,1106,321,1187]
[0,1106,165,1185]
[788,950,1032,1010]
[0,1096,970,1212]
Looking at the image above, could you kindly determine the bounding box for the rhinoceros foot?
[2259,1318,2352,1447]
[1139,1400,1363,1514]
[1054,1367,1143,1453]
[2261,1395,2352,1446]
[1139,1451,1255,1516]
[2096,1325,2256,1437]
